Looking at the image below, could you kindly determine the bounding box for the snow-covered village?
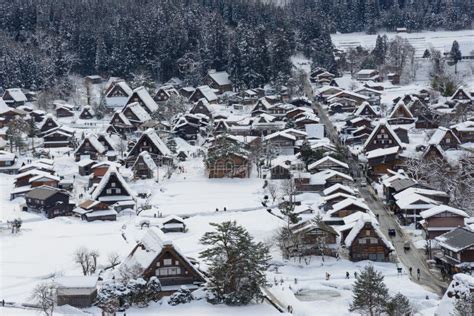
[0,1,473,316]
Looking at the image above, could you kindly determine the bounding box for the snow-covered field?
[0,155,440,315]
[332,29,474,57]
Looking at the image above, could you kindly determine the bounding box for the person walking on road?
[409,267,413,276]
[417,268,421,280]
[346,271,350,279]
[326,272,331,280]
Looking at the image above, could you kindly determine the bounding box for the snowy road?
[313,100,449,296]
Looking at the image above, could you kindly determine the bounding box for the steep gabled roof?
[191,85,218,102]
[345,217,394,250]
[91,166,134,200]
[128,129,171,157]
[132,151,157,171]
[124,102,151,122]
[389,100,414,118]
[428,127,460,146]
[354,101,377,116]
[130,86,159,113]
[363,119,403,151]
[75,135,106,155]
[120,227,205,281]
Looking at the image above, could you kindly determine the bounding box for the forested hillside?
[292,0,472,34]
[0,0,471,91]
[0,0,334,91]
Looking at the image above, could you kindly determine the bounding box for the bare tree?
[107,252,120,270]
[31,282,55,316]
[74,247,99,276]
[89,250,100,274]
[266,181,279,203]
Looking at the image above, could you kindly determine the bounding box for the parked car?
[404,241,411,251]
[388,229,396,237]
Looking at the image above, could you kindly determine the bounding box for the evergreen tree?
[350,265,390,316]
[199,221,271,305]
[386,292,412,316]
[450,40,462,74]
[372,35,388,66]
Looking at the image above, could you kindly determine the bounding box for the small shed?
[161,215,186,233]
[56,276,98,308]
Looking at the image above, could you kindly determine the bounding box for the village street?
[312,101,449,296]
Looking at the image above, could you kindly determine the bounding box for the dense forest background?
[0,0,471,91]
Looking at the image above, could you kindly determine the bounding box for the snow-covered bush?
[168,286,193,306]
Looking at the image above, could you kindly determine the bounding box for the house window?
[111,182,116,187]
[115,188,121,194]
[163,259,172,266]
[175,260,179,265]
[358,238,367,244]
[106,189,112,194]
[446,138,450,143]
[156,267,181,276]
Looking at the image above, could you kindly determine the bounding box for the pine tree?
[350,265,390,316]
[199,221,271,306]
[450,40,462,74]
[372,35,388,66]
[386,292,412,316]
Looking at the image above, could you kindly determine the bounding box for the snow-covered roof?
[133,151,157,171]
[308,156,349,171]
[354,87,382,95]
[420,205,469,219]
[120,227,168,272]
[363,119,403,150]
[323,192,358,203]
[115,81,133,96]
[389,100,414,118]
[366,146,400,159]
[357,69,378,75]
[394,187,449,201]
[311,169,353,183]
[4,88,27,102]
[194,85,217,102]
[0,150,15,161]
[142,128,171,156]
[131,86,158,113]
[436,227,474,253]
[395,193,440,209]
[56,276,97,289]
[91,165,134,200]
[29,174,60,183]
[208,71,231,86]
[126,102,151,122]
[330,197,370,213]
[264,131,297,142]
[354,101,377,116]
[323,183,356,196]
[344,216,394,250]
[305,124,325,139]
[76,135,106,154]
[451,121,474,132]
[112,110,132,126]
[428,127,460,145]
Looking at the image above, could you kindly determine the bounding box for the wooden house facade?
[25,186,72,218]
[207,153,250,178]
[345,220,393,262]
[121,227,205,296]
